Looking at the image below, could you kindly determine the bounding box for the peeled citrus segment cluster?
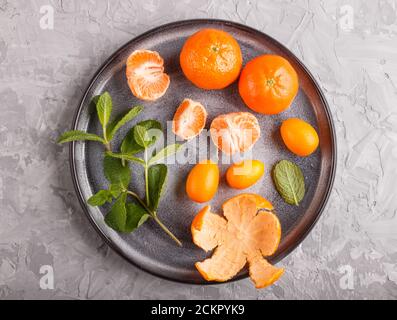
[126,50,170,101]
[172,99,207,140]
[210,112,260,155]
[191,194,284,288]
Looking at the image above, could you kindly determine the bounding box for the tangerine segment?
[210,112,261,155]
[172,99,207,140]
[126,50,170,101]
[180,29,243,90]
[191,194,283,287]
[239,55,299,115]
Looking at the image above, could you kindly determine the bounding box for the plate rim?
[69,18,337,285]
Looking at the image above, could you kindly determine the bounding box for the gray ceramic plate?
[70,19,336,284]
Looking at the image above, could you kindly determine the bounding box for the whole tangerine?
[239,55,299,115]
[180,29,243,90]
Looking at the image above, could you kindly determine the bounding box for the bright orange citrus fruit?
[180,29,243,90]
[226,160,265,189]
[186,160,219,203]
[126,50,170,101]
[239,55,299,114]
[172,99,207,140]
[280,118,319,156]
[210,112,260,155]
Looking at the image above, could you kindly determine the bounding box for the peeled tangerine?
[191,194,284,288]
[210,112,261,155]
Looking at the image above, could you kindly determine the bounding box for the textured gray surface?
[0,0,396,300]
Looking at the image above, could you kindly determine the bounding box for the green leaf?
[124,203,151,232]
[107,106,143,141]
[272,160,305,206]
[148,144,183,165]
[87,190,113,207]
[121,120,162,155]
[148,164,167,211]
[103,155,131,190]
[57,130,105,144]
[105,196,150,233]
[134,125,150,148]
[106,152,145,165]
[109,183,123,198]
[121,129,145,155]
[104,193,127,232]
[96,92,112,129]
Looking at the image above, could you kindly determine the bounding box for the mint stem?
[152,214,183,247]
[126,191,182,247]
[144,148,150,208]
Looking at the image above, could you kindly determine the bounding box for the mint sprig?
[58,92,183,246]
[105,122,183,245]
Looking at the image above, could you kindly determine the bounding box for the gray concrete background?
[0,0,397,300]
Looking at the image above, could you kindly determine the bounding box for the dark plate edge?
[69,18,337,285]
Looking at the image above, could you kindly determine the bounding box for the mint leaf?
[107,106,143,141]
[109,183,123,198]
[96,92,112,129]
[140,121,163,148]
[87,190,113,206]
[103,155,131,190]
[124,203,150,232]
[57,130,105,144]
[104,193,127,232]
[106,152,145,165]
[148,144,182,165]
[272,160,305,206]
[105,196,150,233]
[120,129,144,155]
[148,164,167,211]
[121,120,162,155]
[134,125,150,148]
